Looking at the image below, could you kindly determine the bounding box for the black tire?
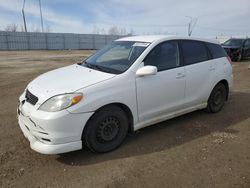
[232,53,242,62]
[83,105,128,153]
[205,83,227,113]
[231,56,237,62]
[237,53,242,61]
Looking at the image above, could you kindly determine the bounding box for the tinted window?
[144,41,179,71]
[181,40,209,65]
[244,40,250,48]
[223,39,244,47]
[207,43,227,59]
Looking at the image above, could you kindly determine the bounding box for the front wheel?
[205,83,227,113]
[232,53,242,62]
[237,53,242,61]
[83,105,128,153]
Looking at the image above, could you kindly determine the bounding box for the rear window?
[207,43,227,59]
[180,40,209,65]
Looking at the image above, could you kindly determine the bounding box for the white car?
[17,35,233,154]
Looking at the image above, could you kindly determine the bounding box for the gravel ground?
[0,51,249,188]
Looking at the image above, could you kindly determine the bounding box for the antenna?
[38,0,44,32]
[22,0,27,32]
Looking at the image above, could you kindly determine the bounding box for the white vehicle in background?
[17,35,233,154]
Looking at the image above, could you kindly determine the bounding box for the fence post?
[63,34,66,50]
[78,34,80,49]
[105,35,107,45]
[92,35,95,49]
[45,33,48,50]
[5,32,9,50]
[27,32,30,50]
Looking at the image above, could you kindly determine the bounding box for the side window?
[181,40,209,65]
[244,40,250,48]
[144,41,180,71]
[207,43,227,59]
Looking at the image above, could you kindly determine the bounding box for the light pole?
[22,0,27,32]
[186,16,192,36]
[185,16,198,36]
[38,0,44,32]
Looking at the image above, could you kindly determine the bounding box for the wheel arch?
[81,102,134,141]
[214,79,229,101]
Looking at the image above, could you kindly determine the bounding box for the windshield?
[82,41,150,74]
[223,39,244,47]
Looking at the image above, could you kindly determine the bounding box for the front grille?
[25,90,38,105]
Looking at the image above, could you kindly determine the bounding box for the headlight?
[39,93,83,112]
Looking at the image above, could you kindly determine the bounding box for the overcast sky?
[0,0,249,37]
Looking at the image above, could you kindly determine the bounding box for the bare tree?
[31,25,40,32]
[119,27,126,35]
[33,27,41,32]
[100,28,106,35]
[94,26,131,35]
[127,29,135,36]
[108,26,119,35]
[20,25,25,32]
[93,26,100,34]
[5,24,18,32]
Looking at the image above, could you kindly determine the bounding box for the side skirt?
[133,103,207,131]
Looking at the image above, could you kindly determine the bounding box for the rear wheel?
[205,83,227,113]
[83,105,128,153]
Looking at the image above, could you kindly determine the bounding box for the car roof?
[116,35,219,44]
[228,38,247,40]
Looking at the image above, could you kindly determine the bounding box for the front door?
[136,41,186,122]
[242,39,250,58]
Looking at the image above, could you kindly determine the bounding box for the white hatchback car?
[17,35,233,154]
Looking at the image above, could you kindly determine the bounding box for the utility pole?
[185,16,198,36]
[188,21,191,36]
[38,0,44,32]
[22,0,27,32]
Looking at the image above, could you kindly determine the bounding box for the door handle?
[176,73,185,79]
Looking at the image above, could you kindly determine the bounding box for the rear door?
[242,39,250,58]
[180,40,214,107]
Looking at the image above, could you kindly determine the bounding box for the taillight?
[227,56,232,65]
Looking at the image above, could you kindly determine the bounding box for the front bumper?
[224,48,241,59]
[17,100,93,155]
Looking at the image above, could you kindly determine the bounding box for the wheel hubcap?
[97,116,120,143]
[214,90,223,105]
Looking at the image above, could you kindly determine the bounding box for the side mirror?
[136,66,157,77]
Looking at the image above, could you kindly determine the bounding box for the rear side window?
[207,43,227,59]
[244,40,250,48]
[181,40,209,65]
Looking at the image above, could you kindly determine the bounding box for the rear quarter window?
[180,40,209,65]
[207,43,227,59]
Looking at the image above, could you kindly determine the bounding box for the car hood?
[222,45,240,49]
[27,64,116,103]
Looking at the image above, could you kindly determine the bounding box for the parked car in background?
[222,38,250,62]
[17,35,233,155]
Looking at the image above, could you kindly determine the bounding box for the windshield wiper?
[83,62,120,74]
